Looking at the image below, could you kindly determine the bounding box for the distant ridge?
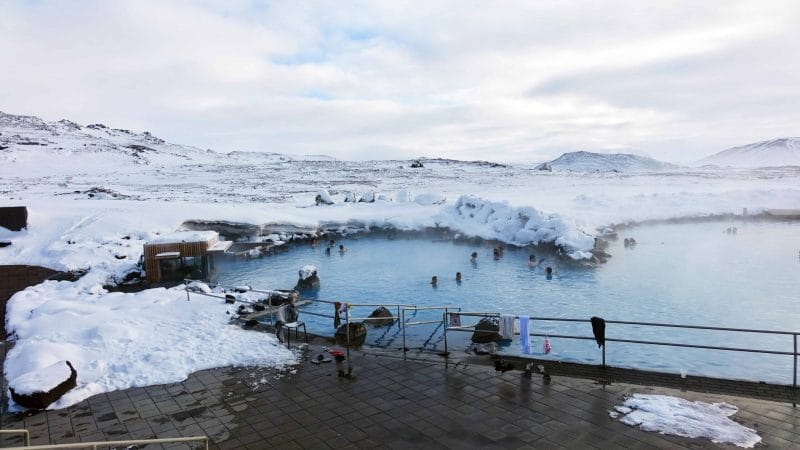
[698,138,800,168]
[535,151,678,173]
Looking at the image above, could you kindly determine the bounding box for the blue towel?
[519,316,532,354]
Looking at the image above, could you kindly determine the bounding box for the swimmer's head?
[545,267,553,275]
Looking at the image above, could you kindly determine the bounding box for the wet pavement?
[2,341,800,449]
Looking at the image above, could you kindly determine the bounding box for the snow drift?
[440,195,595,259]
[4,276,297,410]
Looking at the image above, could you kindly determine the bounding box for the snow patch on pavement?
[610,394,761,448]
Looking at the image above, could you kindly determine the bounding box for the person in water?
[470,252,478,262]
[431,276,438,286]
[545,266,553,279]
[455,272,462,283]
[325,247,331,255]
[339,244,346,253]
[528,254,537,267]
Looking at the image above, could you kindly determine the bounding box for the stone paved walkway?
[2,342,800,449]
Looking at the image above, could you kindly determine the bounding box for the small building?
[0,206,28,231]
[143,231,232,283]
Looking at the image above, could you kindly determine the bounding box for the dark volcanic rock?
[335,322,367,347]
[366,306,395,326]
[294,273,320,291]
[471,317,502,343]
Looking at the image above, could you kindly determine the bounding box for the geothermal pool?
[215,220,800,384]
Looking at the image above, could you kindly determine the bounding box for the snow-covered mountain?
[535,151,679,173]
[0,110,217,170]
[698,138,800,168]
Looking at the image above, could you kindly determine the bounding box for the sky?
[1,0,799,163]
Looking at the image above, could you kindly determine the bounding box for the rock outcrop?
[366,306,395,326]
[471,317,502,343]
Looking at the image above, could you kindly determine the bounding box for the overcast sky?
[1,1,799,162]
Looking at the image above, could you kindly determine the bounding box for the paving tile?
[3,343,800,449]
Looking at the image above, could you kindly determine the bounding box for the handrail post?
[443,310,449,367]
[345,305,351,369]
[185,280,190,302]
[396,305,401,330]
[402,308,407,359]
[602,341,606,368]
[793,333,797,407]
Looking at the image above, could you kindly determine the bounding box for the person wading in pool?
[339,244,347,254]
[455,272,462,284]
[431,276,438,287]
[528,254,538,267]
[545,267,554,280]
[470,252,478,262]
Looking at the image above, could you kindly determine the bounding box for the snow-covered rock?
[315,190,334,205]
[299,265,317,280]
[698,138,800,168]
[535,151,678,173]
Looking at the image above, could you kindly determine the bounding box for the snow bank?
[186,281,212,293]
[414,193,446,205]
[394,190,412,202]
[439,195,595,259]
[299,264,317,280]
[9,360,72,395]
[610,394,761,448]
[4,275,297,410]
[150,230,218,244]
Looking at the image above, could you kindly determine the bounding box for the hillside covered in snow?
[698,138,800,168]
[535,151,679,173]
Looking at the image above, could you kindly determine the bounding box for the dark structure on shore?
[0,206,27,231]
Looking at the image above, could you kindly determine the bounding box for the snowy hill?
[0,110,215,170]
[535,151,679,173]
[698,138,800,168]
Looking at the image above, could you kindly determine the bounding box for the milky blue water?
[215,221,800,384]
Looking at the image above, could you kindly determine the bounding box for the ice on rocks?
[299,264,317,280]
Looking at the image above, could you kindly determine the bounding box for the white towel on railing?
[276,305,287,323]
[519,316,532,354]
[500,314,515,340]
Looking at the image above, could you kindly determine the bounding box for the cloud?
[1,0,798,162]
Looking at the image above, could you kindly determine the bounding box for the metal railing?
[1,434,207,449]
[183,280,799,404]
[444,311,799,404]
[400,306,460,359]
[0,429,30,447]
